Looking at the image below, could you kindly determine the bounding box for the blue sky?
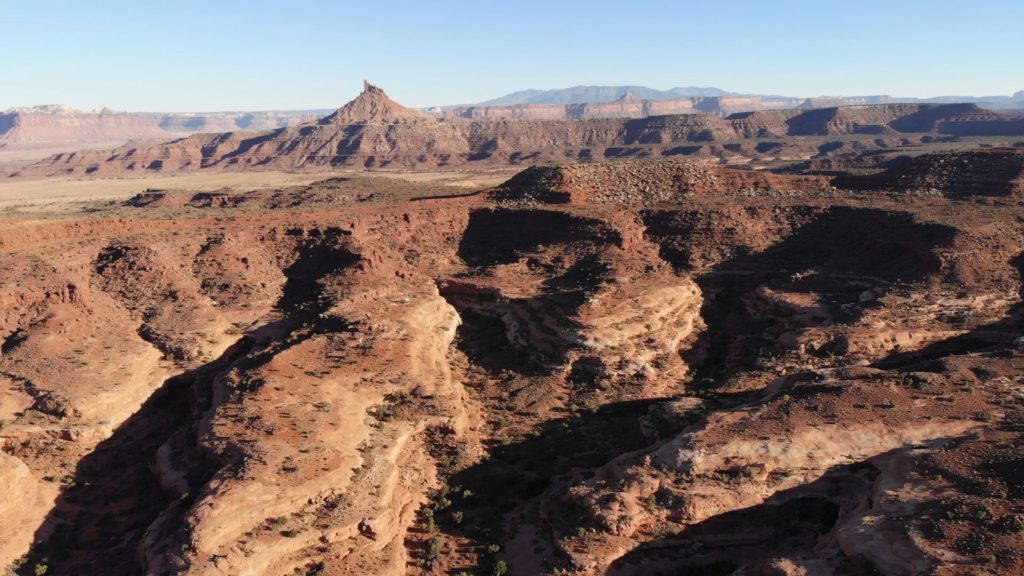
[5,0,1023,111]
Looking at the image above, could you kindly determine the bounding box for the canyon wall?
[436,94,881,120]
[0,107,328,150]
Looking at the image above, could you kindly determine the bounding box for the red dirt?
[2,151,1024,576]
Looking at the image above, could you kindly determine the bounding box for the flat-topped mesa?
[318,81,429,125]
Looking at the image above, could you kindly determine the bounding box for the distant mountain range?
[476,85,1024,108]
[478,86,740,106]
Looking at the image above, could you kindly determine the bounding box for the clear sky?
[5,0,1023,112]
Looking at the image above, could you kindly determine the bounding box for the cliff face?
[154,112,320,134]
[0,110,170,145]
[783,104,925,136]
[13,86,1024,178]
[438,94,881,121]
[442,94,708,120]
[0,106,329,151]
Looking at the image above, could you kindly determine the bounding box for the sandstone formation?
[493,159,832,205]
[476,85,1024,112]
[11,84,1024,179]
[0,105,325,152]
[8,86,1024,160]
[3,148,1024,575]
[436,93,924,121]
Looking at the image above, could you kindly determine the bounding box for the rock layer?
[0,105,324,151]
[12,85,1024,177]
[3,154,1024,576]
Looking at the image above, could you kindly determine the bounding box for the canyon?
[2,81,1024,576]
[2,141,1024,575]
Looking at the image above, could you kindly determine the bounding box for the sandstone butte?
[2,85,1024,576]
[8,83,1024,178]
[6,87,996,156]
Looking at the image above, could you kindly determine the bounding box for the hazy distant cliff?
[0,106,329,150]
[432,93,887,120]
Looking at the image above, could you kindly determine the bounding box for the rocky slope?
[837,148,1024,196]
[11,85,1024,178]
[3,151,1024,575]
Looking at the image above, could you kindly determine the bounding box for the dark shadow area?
[644,206,958,382]
[889,103,987,134]
[540,254,611,294]
[770,149,911,176]
[440,266,609,375]
[603,147,651,158]
[661,146,705,157]
[489,166,570,204]
[507,151,541,164]
[727,207,954,283]
[457,208,622,267]
[835,148,1024,197]
[816,141,845,156]
[939,118,1024,137]
[17,338,253,576]
[409,189,486,202]
[2,327,28,354]
[449,306,550,376]
[207,128,289,166]
[276,226,358,316]
[18,226,365,575]
[605,457,885,576]
[784,107,841,136]
[755,141,783,154]
[877,252,1024,370]
[467,138,499,162]
[621,115,718,145]
[423,398,698,559]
